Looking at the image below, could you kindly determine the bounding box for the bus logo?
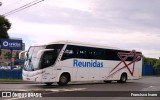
[107,50,142,78]
[3,41,8,46]
[73,59,103,68]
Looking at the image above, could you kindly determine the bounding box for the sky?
[0,0,160,58]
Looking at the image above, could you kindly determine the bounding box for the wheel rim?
[122,75,126,82]
[61,76,67,83]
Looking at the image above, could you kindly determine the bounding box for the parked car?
[0,66,8,70]
[12,66,22,70]
[14,59,25,65]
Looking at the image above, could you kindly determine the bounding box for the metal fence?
[142,64,160,75]
[0,69,22,79]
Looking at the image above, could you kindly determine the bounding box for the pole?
[10,49,13,70]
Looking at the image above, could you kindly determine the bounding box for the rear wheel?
[45,82,53,86]
[57,74,69,86]
[118,73,127,83]
[104,80,112,83]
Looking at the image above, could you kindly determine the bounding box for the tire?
[118,73,127,83]
[57,74,69,86]
[104,80,112,83]
[45,82,53,86]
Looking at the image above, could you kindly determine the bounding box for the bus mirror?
[19,51,27,59]
[36,49,54,58]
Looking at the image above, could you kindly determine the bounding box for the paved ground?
[0,76,160,100]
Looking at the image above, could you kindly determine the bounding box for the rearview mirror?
[19,51,27,59]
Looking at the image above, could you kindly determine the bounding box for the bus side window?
[76,46,88,59]
[61,45,76,60]
[62,49,74,60]
[40,51,55,68]
[86,48,93,59]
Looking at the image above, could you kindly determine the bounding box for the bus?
[21,41,142,86]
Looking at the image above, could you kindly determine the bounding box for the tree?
[0,15,11,55]
[0,2,2,6]
[4,52,11,59]
[0,15,11,38]
[154,60,160,70]
[143,57,157,66]
[14,52,19,59]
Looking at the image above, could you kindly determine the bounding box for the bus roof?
[31,40,141,52]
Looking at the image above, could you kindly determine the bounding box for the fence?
[0,69,22,79]
[142,64,160,76]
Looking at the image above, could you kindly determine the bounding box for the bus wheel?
[118,73,127,83]
[104,80,112,83]
[57,74,69,86]
[45,82,53,86]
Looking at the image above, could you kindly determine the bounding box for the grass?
[155,74,160,76]
[0,78,23,82]
[143,74,160,77]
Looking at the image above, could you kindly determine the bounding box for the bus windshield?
[24,44,64,71]
[24,46,46,71]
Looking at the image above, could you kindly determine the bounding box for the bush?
[154,60,160,70]
[143,57,158,66]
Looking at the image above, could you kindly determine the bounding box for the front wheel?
[57,74,69,86]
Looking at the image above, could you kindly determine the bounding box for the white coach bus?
[21,41,142,85]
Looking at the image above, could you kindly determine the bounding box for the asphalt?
[0,76,158,84]
[0,76,160,100]
[0,75,159,84]
[0,81,36,84]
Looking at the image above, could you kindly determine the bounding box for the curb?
[0,81,37,84]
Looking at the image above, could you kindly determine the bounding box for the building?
[0,38,25,66]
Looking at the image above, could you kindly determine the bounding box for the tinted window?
[61,45,141,61]
[46,44,64,53]
[39,44,64,68]
[62,45,77,60]
[39,50,56,69]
